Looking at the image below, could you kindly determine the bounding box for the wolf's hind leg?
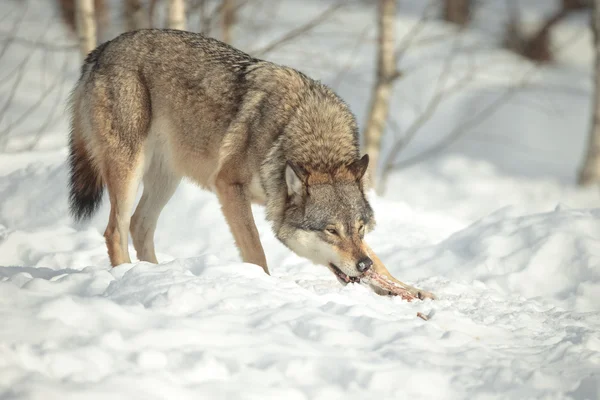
[92,72,151,267]
[103,155,144,266]
[130,155,181,263]
[214,177,269,274]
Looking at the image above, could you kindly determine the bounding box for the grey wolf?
[68,29,401,291]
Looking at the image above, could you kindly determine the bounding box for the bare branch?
[331,23,373,89]
[364,0,477,187]
[386,68,536,172]
[0,3,29,60]
[378,31,468,191]
[0,33,77,51]
[381,19,588,181]
[0,50,71,140]
[0,14,63,148]
[251,1,346,57]
[395,0,437,65]
[363,0,398,185]
[0,35,46,131]
[25,52,72,150]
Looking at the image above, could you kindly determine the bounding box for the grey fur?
[68,29,376,280]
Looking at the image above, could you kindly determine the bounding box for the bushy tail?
[68,126,104,221]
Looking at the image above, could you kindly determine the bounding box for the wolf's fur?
[68,29,378,281]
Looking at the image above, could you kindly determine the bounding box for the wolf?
[68,29,405,292]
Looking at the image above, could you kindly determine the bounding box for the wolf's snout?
[357,257,373,273]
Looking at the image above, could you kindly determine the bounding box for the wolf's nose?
[357,257,373,273]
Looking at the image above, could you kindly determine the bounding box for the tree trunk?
[579,0,600,185]
[168,0,186,30]
[148,0,159,27]
[58,0,107,40]
[199,0,212,35]
[75,0,97,57]
[505,0,587,63]
[363,0,398,187]
[444,0,470,26]
[522,7,570,63]
[222,0,236,43]
[124,0,151,31]
[562,0,589,10]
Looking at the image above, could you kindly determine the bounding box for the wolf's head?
[276,155,376,283]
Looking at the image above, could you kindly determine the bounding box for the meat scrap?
[417,312,429,321]
[361,269,435,302]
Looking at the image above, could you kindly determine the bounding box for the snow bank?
[1,156,599,399]
[2,249,599,399]
[378,204,600,312]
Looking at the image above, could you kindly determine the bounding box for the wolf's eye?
[325,228,338,236]
[358,224,365,237]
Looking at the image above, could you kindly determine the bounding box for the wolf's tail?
[68,100,104,221]
[68,41,111,221]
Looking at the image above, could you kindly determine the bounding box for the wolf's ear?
[285,161,308,198]
[348,154,369,181]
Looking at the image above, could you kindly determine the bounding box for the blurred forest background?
[0,0,598,195]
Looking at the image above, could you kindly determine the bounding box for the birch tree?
[168,0,186,30]
[222,0,236,43]
[58,0,108,42]
[579,0,600,185]
[363,0,401,186]
[443,0,470,26]
[75,0,97,57]
[124,0,151,31]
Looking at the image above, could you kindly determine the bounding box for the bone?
[363,245,435,301]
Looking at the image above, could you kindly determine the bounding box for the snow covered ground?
[1,1,599,399]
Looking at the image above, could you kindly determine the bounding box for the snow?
[1,1,600,399]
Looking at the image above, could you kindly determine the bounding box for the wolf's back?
[67,29,259,221]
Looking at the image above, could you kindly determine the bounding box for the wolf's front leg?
[215,179,270,275]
